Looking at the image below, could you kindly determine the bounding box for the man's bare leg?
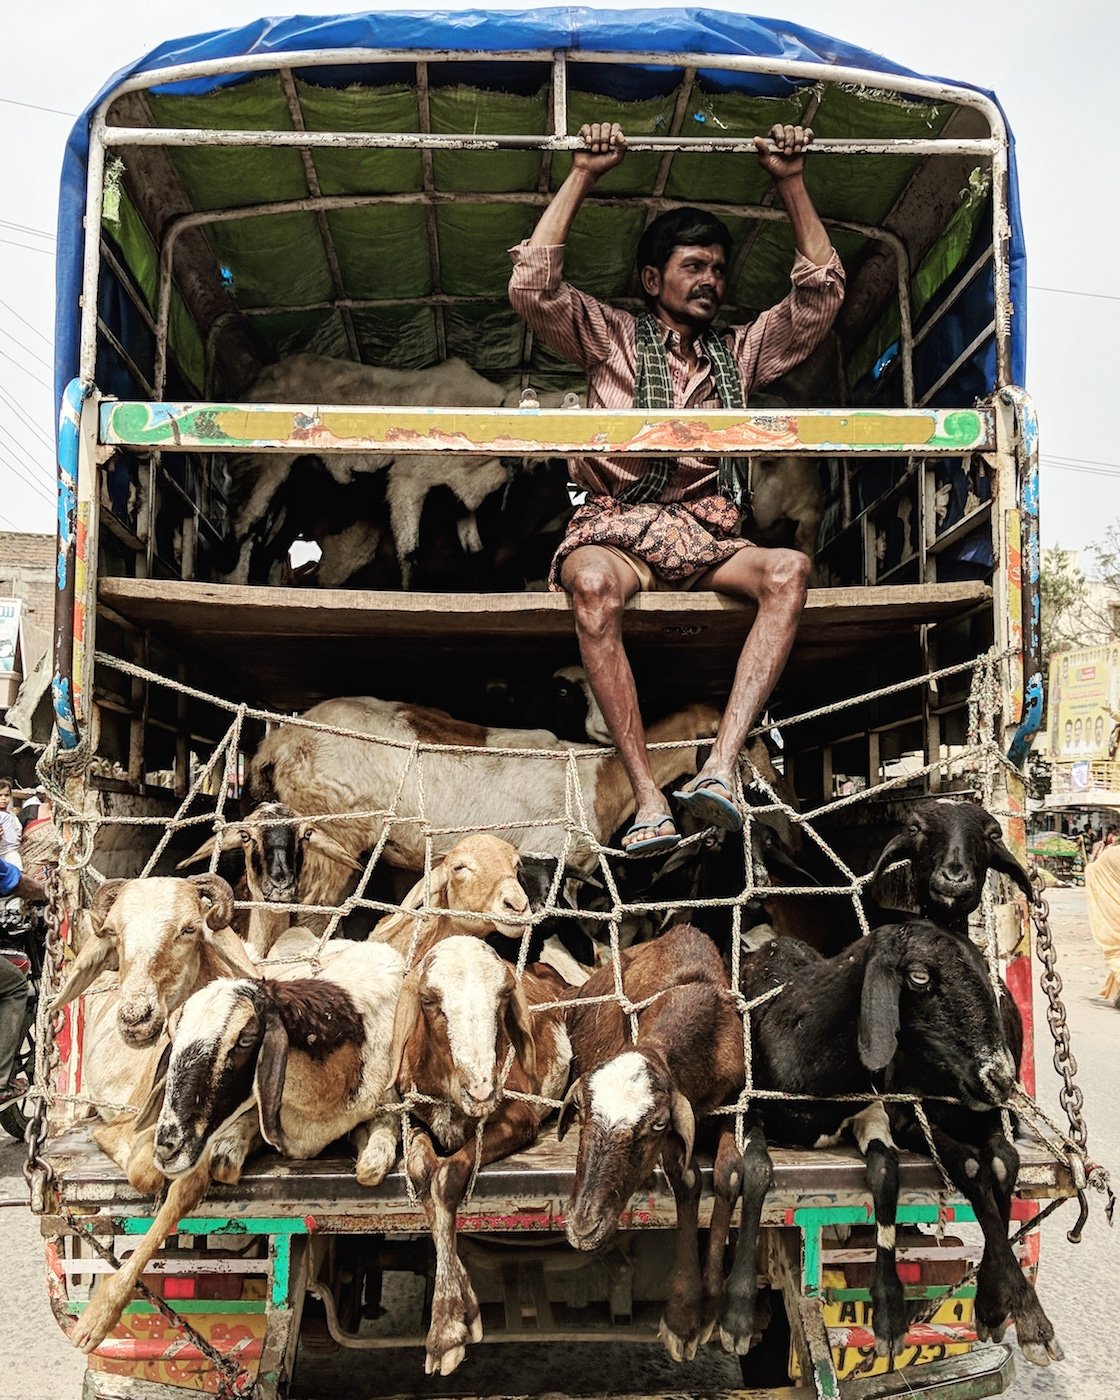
[677,546,809,819]
[560,546,674,849]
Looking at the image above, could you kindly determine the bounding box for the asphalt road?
[0,886,1114,1399]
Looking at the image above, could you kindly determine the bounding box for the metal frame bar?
[159,192,911,401]
[80,44,1011,390]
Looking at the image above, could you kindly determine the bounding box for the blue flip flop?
[621,815,681,857]
[672,775,743,833]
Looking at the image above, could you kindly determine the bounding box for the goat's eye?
[451,862,470,875]
[239,829,252,844]
[178,924,197,938]
[907,966,931,990]
[650,1117,669,1133]
[237,1029,257,1049]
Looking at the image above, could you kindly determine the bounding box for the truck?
[25,8,1102,1398]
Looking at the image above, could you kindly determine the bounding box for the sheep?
[178,801,364,956]
[247,693,722,901]
[390,936,571,1375]
[369,833,531,958]
[737,917,1060,1366]
[557,924,759,1360]
[69,938,405,1354]
[48,875,257,1191]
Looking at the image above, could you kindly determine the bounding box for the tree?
[1040,546,1089,679]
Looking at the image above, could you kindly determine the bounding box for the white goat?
[249,694,722,903]
[370,833,530,958]
[70,939,405,1354]
[224,352,558,585]
[50,876,257,1188]
[390,937,571,1375]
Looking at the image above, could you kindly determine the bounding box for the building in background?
[0,532,54,786]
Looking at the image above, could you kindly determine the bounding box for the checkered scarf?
[618,310,746,505]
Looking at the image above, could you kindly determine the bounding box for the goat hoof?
[210,1154,244,1186]
[718,1324,754,1356]
[658,1317,698,1362]
[71,1293,123,1353]
[1020,1339,1061,1367]
[425,1343,467,1377]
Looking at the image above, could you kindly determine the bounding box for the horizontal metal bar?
[103,127,997,156]
[99,402,996,457]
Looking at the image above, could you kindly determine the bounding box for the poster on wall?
[1047,643,1120,761]
[0,598,21,676]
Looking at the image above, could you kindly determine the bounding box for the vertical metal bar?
[416,61,447,361]
[78,124,108,387]
[651,66,696,199]
[551,50,567,141]
[280,68,361,362]
[52,382,93,750]
[991,136,1012,388]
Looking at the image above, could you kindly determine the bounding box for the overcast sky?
[1,1,1116,561]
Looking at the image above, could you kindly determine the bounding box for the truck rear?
[25,10,1105,1398]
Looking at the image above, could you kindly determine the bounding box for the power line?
[0,439,55,508]
[0,297,51,348]
[0,320,52,373]
[1029,284,1120,303]
[0,235,53,258]
[0,344,52,393]
[0,218,54,243]
[0,95,77,119]
[0,383,55,451]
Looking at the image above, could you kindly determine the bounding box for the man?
[0,780,21,870]
[509,122,844,852]
[0,856,44,1101]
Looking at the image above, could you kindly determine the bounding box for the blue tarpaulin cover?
[55,7,1024,408]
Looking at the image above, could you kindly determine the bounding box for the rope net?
[32,642,1096,1210]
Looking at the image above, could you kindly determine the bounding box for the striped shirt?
[508,240,845,502]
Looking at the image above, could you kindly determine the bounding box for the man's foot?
[621,813,681,857]
[673,774,743,833]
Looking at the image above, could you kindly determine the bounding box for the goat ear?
[870,832,913,885]
[388,975,423,1089]
[206,925,258,979]
[176,827,241,870]
[254,1005,290,1153]
[859,938,903,1071]
[301,825,364,874]
[133,1042,173,1133]
[50,933,119,1011]
[88,878,128,934]
[557,1078,582,1141]
[188,874,236,931]
[668,1089,696,1171]
[371,865,446,948]
[987,834,1036,904]
[504,979,537,1079]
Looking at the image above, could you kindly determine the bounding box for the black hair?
[635,207,733,306]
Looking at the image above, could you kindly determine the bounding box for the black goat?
[737,918,1060,1366]
[870,798,1035,930]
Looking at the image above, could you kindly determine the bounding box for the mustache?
[688,284,720,302]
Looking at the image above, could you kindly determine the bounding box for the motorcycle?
[0,894,44,1141]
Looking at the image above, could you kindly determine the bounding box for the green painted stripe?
[118,1216,311,1235]
[271,1233,291,1309]
[824,1287,978,1302]
[794,1204,978,1295]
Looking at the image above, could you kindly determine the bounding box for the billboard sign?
[1047,643,1120,761]
[0,598,21,676]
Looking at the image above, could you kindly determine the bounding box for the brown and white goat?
[558,924,762,1359]
[369,833,530,959]
[50,876,257,1189]
[390,937,571,1376]
[69,939,404,1354]
[248,694,722,901]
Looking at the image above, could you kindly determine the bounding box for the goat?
[558,925,759,1359]
[745,454,825,564]
[49,876,257,1193]
[178,801,364,956]
[369,834,530,958]
[390,936,571,1375]
[870,797,1035,930]
[69,939,405,1354]
[248,694,721,898]
[738,918,1060,1366]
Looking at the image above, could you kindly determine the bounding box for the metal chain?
[1027,867,1114,1229]
[24,861,68,1213]
[60,1208,257,1400]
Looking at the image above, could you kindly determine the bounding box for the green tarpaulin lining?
[110,73,969,391]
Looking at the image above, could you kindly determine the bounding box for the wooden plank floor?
[98,577,991,713]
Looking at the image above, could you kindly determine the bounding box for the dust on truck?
[28,8,1105,1399]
